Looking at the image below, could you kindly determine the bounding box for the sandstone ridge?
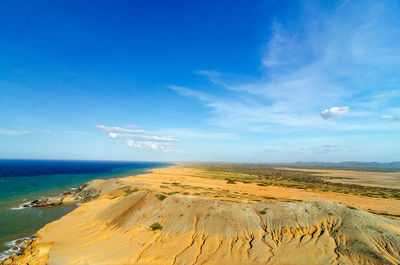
[4,190,400,265]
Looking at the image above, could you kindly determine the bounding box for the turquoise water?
[0,160,170,258]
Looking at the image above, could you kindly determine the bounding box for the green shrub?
[124,187,139,197]
[150,222,163,231]
[262,196,276,200]
[156,194,167,201]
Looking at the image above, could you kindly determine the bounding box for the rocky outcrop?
[22,179,108,208]
[70,183,101,202]
[22,197,63,208]
[1,238,51,265]
[6,190,400,265]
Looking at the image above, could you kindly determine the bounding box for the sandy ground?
[119,166,400,216]
[4,165,400,265]
[276,167,400,189]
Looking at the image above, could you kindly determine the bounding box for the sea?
[0,159,170,259]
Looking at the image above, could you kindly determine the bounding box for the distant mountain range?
[282,161,400,172]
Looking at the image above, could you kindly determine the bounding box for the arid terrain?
[3,164,400,265]
[276,167,400,189]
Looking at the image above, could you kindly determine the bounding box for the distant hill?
[281,161,400,172]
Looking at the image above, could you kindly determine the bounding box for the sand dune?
[4,189,400,265]
[3,165,400,265]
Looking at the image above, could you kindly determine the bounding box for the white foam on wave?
[10,206,25,210]
[0,249,13,262]
[10,203,28,210]
[0,236,36,261]
[10,197,48,210]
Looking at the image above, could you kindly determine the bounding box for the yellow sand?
[121,166,400,215]
[3,165,400,265]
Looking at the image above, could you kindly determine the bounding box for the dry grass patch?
[184,164,400,199]
[123,187,139,197]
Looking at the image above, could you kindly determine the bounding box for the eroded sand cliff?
[3,166,400,265]
[4,188,400,265]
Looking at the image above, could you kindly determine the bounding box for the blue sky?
[1,0,399,162]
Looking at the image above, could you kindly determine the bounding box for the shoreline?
[0,164,173,262]
[0,236,36,262]
[2,164,400,264]
[14,164,175,209]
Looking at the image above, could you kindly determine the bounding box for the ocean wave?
[10,197,49,210]
[0,236,36,262]
[10,202,29,210]
[10,205,26,210]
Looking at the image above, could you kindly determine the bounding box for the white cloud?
[380,115,400,121]
[95,125,155,135]
[125,139,174,152]
[109,132,118,139]
[0,129,28,136]
[170,1,400,132]
[320,106,350,119]
[96,125,179,152]
[169,85,212,101]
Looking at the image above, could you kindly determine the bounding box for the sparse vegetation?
[184,163,400,199]
[226,179,236,184]
[150,222,163,231]
[123,187,139,197]
[282,199,303,202]
[262,196,276,200]
[156,194,167,201]
[367,210,400,219]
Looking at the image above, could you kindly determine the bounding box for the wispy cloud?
[95,125,156,135]
[0,129,28,136]
[96,125,179,152]
[170,0,400,132]
[380,115,400,121]
[263,143,348,156]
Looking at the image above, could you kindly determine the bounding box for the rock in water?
[23,197,63,208]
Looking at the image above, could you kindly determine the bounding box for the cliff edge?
[3,189,400,265]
